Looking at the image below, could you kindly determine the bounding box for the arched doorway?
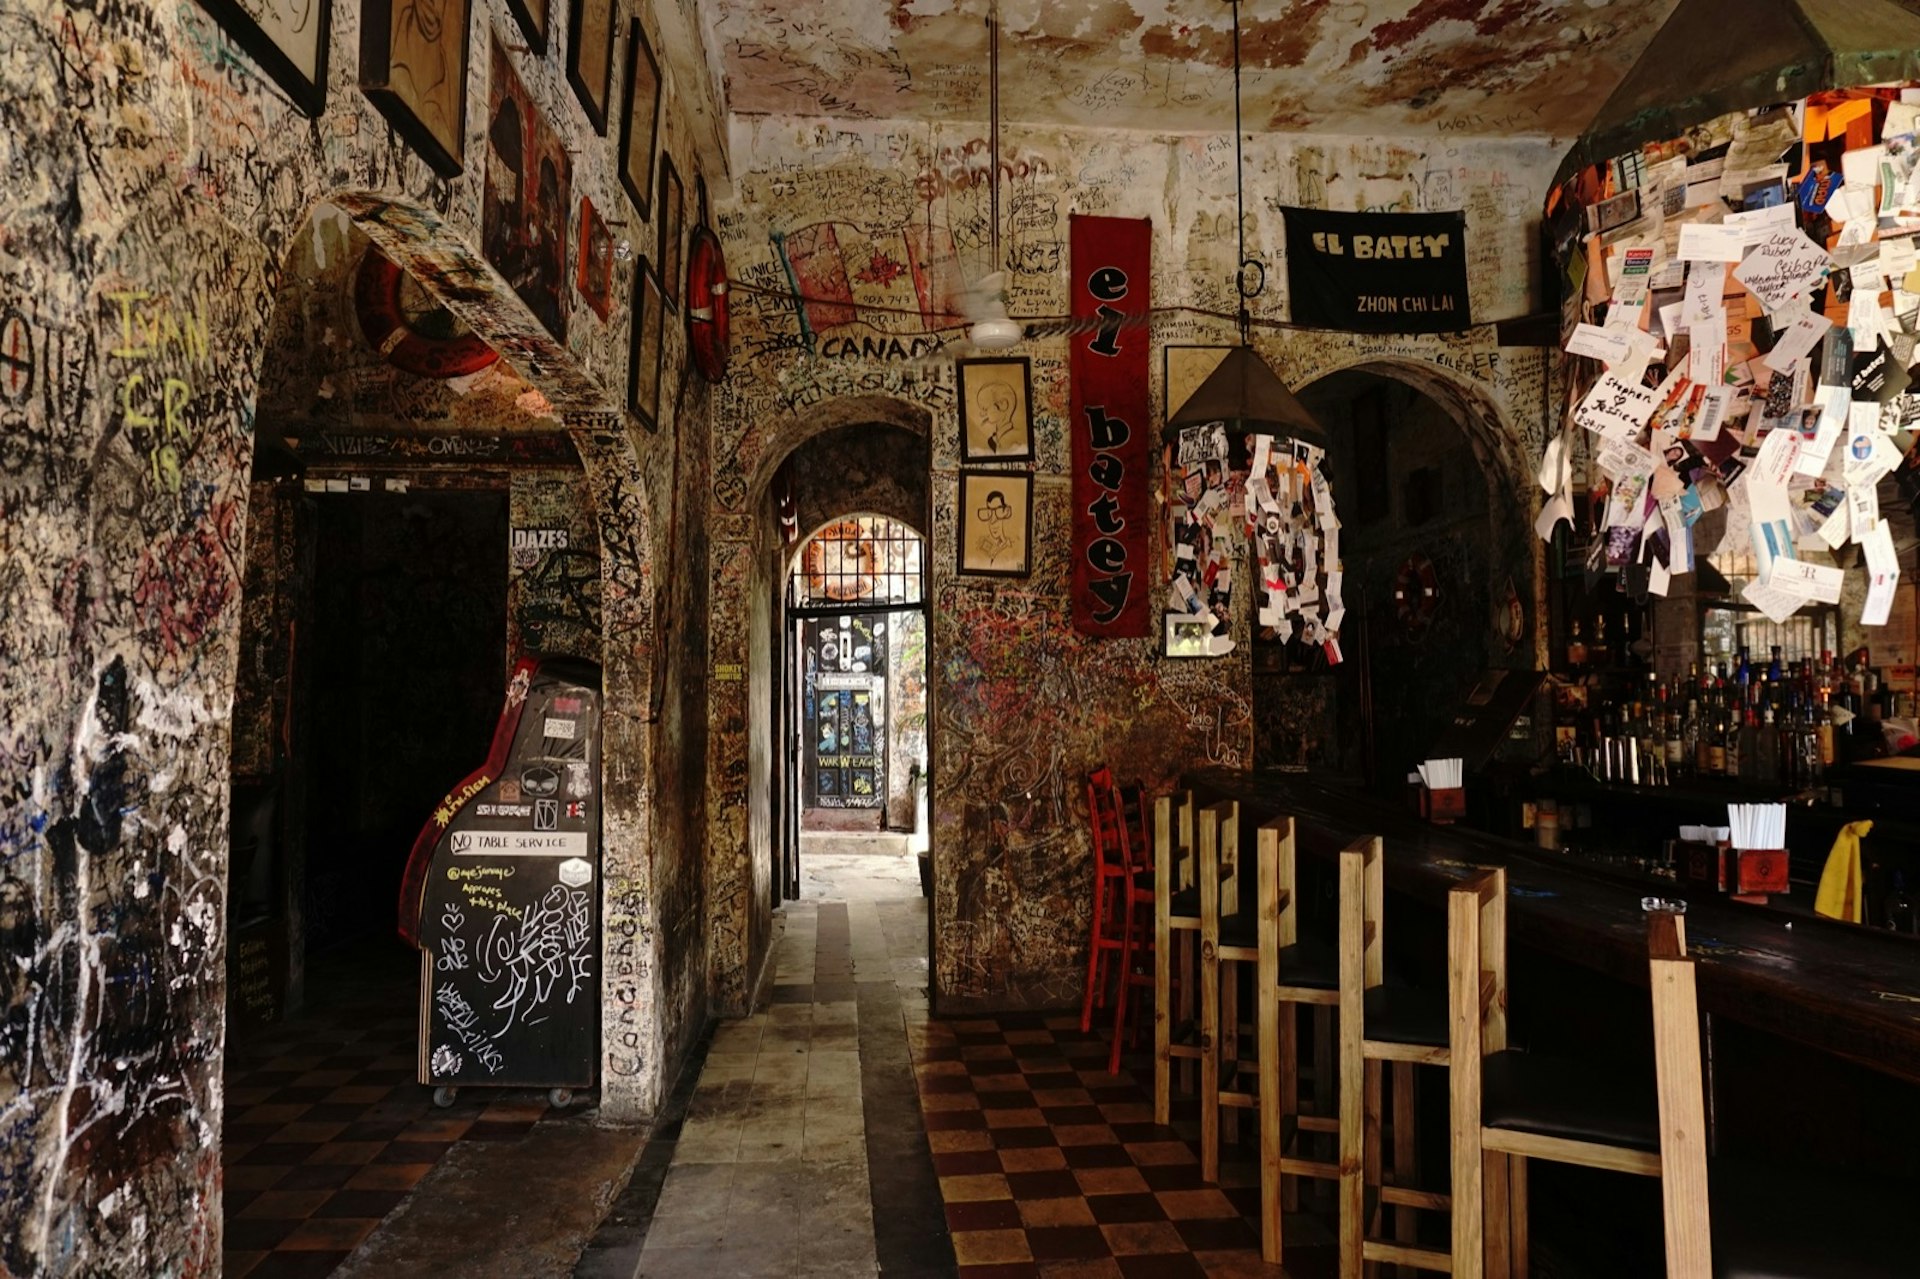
[1256,367,1529,786]
[781,515,928,900]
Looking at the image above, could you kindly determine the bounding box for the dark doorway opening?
[1254,371,1497,787]
[304,490,509,952]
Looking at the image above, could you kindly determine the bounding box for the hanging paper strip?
[1069,214,1152,636]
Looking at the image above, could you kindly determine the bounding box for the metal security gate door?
[802,614,888,810]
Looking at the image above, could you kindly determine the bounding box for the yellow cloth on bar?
[1814,820,1874,923]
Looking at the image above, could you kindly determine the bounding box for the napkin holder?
[1682,838,1787,901]
[1418,785,1466,825]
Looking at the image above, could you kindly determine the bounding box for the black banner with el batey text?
[1282,207,1471,334]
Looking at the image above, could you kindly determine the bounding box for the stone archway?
[1277,348,1547,670]
[232,197,665,1124]
[706,396,933,1016]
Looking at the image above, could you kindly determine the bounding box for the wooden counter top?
[1187,767,1920,1088]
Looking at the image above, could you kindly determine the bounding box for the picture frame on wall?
[1163,344,1235,421]
[193,0,332,117]
[657,157,685,312]
[619,19,663,219]
[957,469,1033,578]
[1164,612,1214,658]
[957,356,1034,463]
[576,197,615,322]
[504,0,549,56]
[564,0,615,134]
[360,0,472,177]
[628,257,665,431]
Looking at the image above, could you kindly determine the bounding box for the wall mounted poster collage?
[1161,347,1345,663]
[199,0,688,428]
[1549,91,1920,629]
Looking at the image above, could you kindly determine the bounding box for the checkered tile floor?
[912,1012,1337,1279]
[220,943,555,1278]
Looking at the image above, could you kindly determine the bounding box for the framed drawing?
[628,257,665,431]
[193,0,332,116]
[576,197,614,321]
[565,0,615,134]
[482,36,571,340]
[619,19,662,219]
[657,157,685,312]
[504,0,548,55]
[360,0,472,177]
[957,470,1032,578]
[1163,344,1234,420]
[1165,612,1214,658]
[958,356,1033,463]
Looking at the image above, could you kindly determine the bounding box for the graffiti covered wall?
[0,0,721,1269]
[707,114,1557,1011]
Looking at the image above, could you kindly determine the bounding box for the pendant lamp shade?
[1163,344,1325,444]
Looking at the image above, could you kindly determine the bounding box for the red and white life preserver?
[353,249,500,379]
[685,224,730,382]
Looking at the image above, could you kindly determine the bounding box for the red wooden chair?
[1080,767,1133,1036]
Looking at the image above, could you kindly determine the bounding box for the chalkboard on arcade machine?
[398,656,602,1107]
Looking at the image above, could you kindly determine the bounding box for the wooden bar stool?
[1449,867,1659,1279]
[1235,815,1342,1263]
[1193,800,1247,1183]
[1339,835,1453,1278]
[1451,896,1915,1279]
[1153,791,1200,1124]
[1080,766,1133,1035]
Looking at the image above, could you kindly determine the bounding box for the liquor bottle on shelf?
[1664,688,1686,782]
[1566,619,1588,673]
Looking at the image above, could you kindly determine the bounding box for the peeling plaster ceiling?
[703,0,1685,139]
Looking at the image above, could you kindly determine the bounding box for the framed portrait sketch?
[360,0,472,178]
[619,19,663,219]
[628,257,665,431]
[193,0,332,116]
[958,356,1033,463]
[565,0,615,134]
[504,0,548,55]
[1163,344,1234,421]
[576,196,614,322]
[657,157,685,312]
[957,470,1032,578]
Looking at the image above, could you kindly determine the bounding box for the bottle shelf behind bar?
[1552,642,1909,793]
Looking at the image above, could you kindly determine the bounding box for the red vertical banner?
[1069,214,1152,636]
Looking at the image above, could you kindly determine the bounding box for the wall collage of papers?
[1164,420,1345,665]
[1544,88,1920,632]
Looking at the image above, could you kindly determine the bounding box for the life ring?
[353,249,500,379]
[686,224,730,382]
[1393,553,1439,635]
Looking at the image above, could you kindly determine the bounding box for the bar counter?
[1187,766,1920,1089]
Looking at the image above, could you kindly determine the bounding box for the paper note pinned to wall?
[1862,518,1901,626]
[1735,231,1832,313]
[1574,373,1660,440]
[1566,322,1638,365]
[1761,310,1833,371]
[1679,222,1747,262]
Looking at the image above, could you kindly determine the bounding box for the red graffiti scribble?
[133,513,235,660]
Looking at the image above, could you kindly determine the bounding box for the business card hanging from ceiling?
[1281,208,1472,334]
